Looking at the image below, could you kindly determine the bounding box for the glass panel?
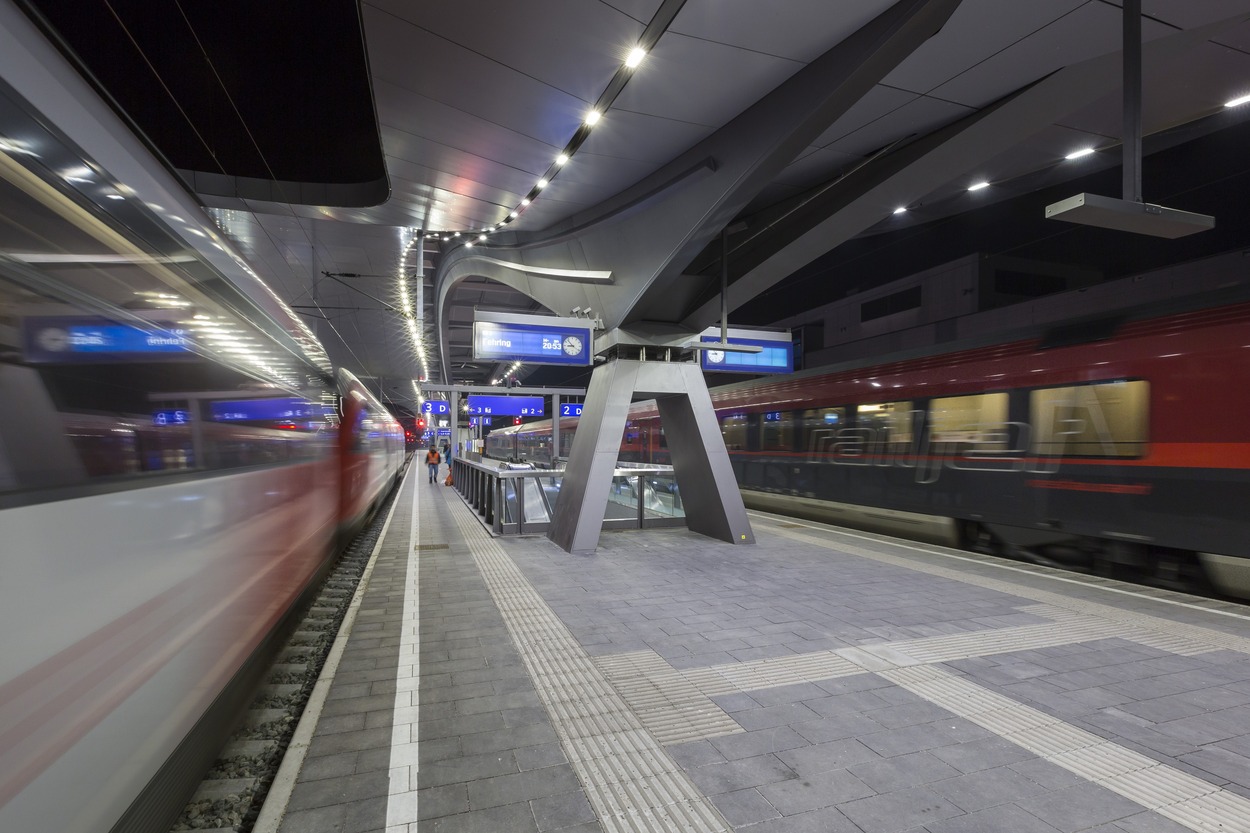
[641,473,684,519]
[857,401,914,452]
[720,413,748,451]
[519,475,550,523]
[603,474,640,520]
[1030,381,1149,457]
[760,410,794,452]
[930,393,1009,451]
[502,479,517,523]
[801,407,846,456]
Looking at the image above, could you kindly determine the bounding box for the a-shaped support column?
[549,359,753,555]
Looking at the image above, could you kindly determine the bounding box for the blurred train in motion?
[487,301,1250,601]
[0,13,403,833]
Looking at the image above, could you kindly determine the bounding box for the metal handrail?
[449,457,685,536]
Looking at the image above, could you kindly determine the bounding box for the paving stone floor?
[267,467,1250,833]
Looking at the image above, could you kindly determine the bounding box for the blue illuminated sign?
[466,395,545,417]
[210,398,321,423]
[560,403,584,418]
[422,400,450,415]
[24,316,193,362]
[764,411,782,421]
[473,321,591,366]
[469,417,493,427]
[700,337,794,374]
[153,409,191,426]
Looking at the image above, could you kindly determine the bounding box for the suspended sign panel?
[700,335,794,374]
[560,403,584,417]
[466,395,545,417]
[210,398,323,423]
[422,400,450,415]
[472,319,592,366]
[24,316,193,362]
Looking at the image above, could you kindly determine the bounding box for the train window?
[1029,381,1148,458]
[0,151,334,499]
[800,407,846,455]
[858,401,914,452]
[720,413,748,451]
[930,393,1009,451]
[760,410,795,452]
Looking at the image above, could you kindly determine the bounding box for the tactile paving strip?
[447,506,731,833]
[595,649,864,744]
[594,598,1222,745]
[879,665,1250,833]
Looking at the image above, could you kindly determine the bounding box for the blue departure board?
[24,316,193,361]
[700,337,794,374]
[472,321,591,365]
[466,395,545,416]
[210,398,321,422]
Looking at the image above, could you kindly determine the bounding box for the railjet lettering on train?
[810,402,1135,480]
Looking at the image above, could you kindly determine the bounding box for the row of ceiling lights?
[398,42,654,391]
[416,46,650,250]
[890,90,1250,217]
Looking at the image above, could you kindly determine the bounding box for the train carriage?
[485,302,1250,598]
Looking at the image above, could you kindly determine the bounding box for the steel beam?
[548,359,753,554]
[433,0,964,382]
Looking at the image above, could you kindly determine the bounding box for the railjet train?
[0,20,403,833]
[487,300,1250,600]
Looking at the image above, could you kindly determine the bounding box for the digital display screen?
[466,395,545,417]
[700,337,794,374]
[472,321,591,365]
[24,316,194,362]
[560,403,584,417]
[210,398,321,422]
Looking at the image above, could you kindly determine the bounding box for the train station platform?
[254,463,1250,833]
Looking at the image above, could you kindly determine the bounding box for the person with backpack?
[425,446,441,483]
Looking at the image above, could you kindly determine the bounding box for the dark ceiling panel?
[19,0,386,187]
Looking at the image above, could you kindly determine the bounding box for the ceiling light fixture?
[521,198,530,206]
[1225,93,1250,108]
[585,110,601,126]
[556,153,569,166]
[537,178,548,189]
[968,181,990,191]
[626,47,646,69]
[893,206,907,215]
[1065,148,1096,160]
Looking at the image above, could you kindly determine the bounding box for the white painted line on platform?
[253,463,413,833]
[385,466,423,831]
[749,511,1250,626]
[762,518,1250,656]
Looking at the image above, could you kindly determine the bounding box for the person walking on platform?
[425,446,441,483]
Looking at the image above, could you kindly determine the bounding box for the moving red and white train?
[0,20,404,833]
[487,300,1250,600]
